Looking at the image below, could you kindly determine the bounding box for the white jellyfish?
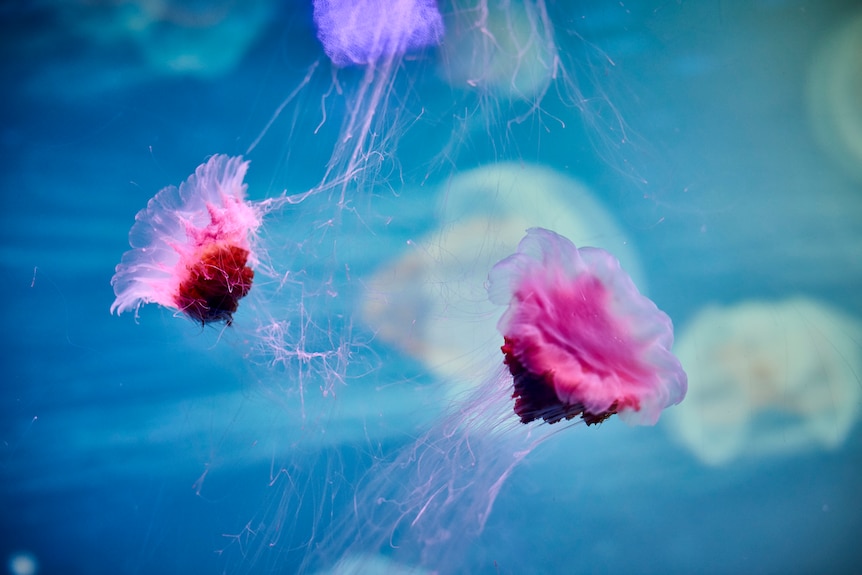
[665,297,862,466]
[438,0,558,101]
[64,0,275,77]
[312,553,431,575]
[807,11,862,183]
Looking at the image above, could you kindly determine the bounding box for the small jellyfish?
[438,0,558,100]
[110,154,263,325]
[807,11,862,183]
[488,227,687,426]
[312,0,444,67]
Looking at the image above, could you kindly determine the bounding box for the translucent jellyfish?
[305,228,685,572]
[665,297,862,466]
[267,0,445,203]
[312,554,431,575]
[489,227,687,426]
[66,0,275,77]
[807,11,862,182]
[312,0,444,67]
[438,0,558,100]
[6,551,38,575]
[362,163,643,388]
[110,155,263,325]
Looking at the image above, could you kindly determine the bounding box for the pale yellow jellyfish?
[66,0,275,77]
[665,297,862,466]
[313,554,431,575]
[362,162,642,386]
[807,11,862,183]
[438,0,558,100]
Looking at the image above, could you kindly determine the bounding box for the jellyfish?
[110,154,263,326]
[438,0,558,101]
[312,554,432,575]
[6,551,38,575]
[68,0,274,77]
[312,0,444,67]
[300,228,685,573]
[489,227,687,426]
[666,297,862,466]
[807,10,862,183]
[263,0,445,204]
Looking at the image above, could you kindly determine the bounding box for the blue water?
[2,2,861,574]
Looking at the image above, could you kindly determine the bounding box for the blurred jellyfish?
[68,0,274,77]
[807,11,862,182]
[305,228,683,572]
[362,163,643,388]
[665,297,862,466]
[17,0,275,103]
[439,0,558,100]
[7,551,38,575]
[111,155,264,325]
[312,554,431,575]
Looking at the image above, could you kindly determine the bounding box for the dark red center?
[502,336,617,425]
[175,243,254,326]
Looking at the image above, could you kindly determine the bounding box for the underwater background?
[1,1,861,574]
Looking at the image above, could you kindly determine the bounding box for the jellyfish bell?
[7,551,38,575]
[807,11,862,183]
[130,0,275,77]
[438,0,558,100]
[66,0,274,78]
[489,227,687,426]
[110,154,263,326]
[666,297,862,466]
[312,0,444,67]
[312,553,432,575]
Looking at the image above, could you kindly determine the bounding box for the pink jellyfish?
[488,227,687,426]
[110,155,263,325]
[296,228,687,572]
